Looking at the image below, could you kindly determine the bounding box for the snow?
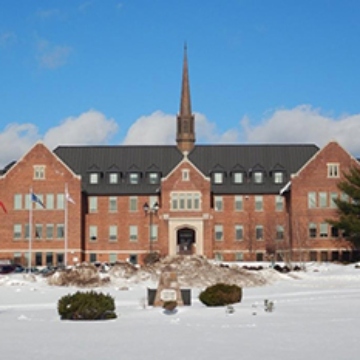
[1,262,360,360]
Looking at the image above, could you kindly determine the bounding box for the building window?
[57,194,65,210]
[234,196,243,211]
[46,224,54,239]
[24,224,30,239]
[309,223,317,238]
[331,226,339,238]
[129,225,138,242]
[89,226,97,241]
[214,196,223,211]
[253,172,263,184]
[235,252,243,261]
[319,192,327,208]
[182,169,190,181]
[57,224,64,239]
[150,224,158,241]
[320,223,328,237]
[35,224,43,239]
[14,194,22,210]
[24,194,30,210]
[109,225,117,242]
[89,253,97,263]
[276,225,284,240]
[255,225,263,240]
[256,252,264,261]
[235,225,243,241]
[109,173,119,184]
[34,165,45,180]
[171,192,201,211]
[275,195,284,211]
[215,225,223,241]
[330,192,338,208]
[89,173,99,184]
[214,252,223,261]
[109,197,117,212]
[129,173,139,184]
[89,197,97,213]
[274,171,284,184]
[34,194,44,210]
[233,172,243,184]
[149,172,159,184]
[255,196,263,211]
[327,163,340,178]
[129,196,138,212]
[46,252,53,266]
[35,252,42,266]
[129,254,138,265]
[13,224,21,239]
[109,253,117,264]
[46,194,54,209]
[213,172,223,184]
[308,192,316,208]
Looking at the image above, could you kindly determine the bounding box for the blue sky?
[1,0,360,167]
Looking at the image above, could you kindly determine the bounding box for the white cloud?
[0,110,118,168]
[241,105,360,156]
[43,110,118,149]
[122,111,240,145]
[122,111,176,145]
[0,123,40,167]
[36,38,71,69]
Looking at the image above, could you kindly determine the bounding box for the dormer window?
[109,173,119,184]
[213,172,224,184]
[253,171,264,184]
[233,172,244,184]
[129,173,139,184]
[89,173,99,184]
[148,172,159,184]
[273,171,284,184]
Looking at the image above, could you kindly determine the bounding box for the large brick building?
[0,49,359,266]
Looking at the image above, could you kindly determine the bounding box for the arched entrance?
[177,228,195,255]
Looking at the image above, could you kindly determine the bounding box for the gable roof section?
[188,144,319,194]
[54,145,183,195]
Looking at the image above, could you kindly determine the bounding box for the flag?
[0,200,7,213]
[65,191,75,204]
[31,192,45,208]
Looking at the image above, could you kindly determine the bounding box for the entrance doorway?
[177,228,195,255]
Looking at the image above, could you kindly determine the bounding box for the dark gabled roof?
[54,145,183,195]
[188,144,319,194]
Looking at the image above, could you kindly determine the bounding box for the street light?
[143,201,159,253]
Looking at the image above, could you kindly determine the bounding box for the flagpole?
[28,188,32,272]
[64,183,68,267]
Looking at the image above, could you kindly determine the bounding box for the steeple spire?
[176,44,195,153]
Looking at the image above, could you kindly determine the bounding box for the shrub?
[143,252,161,265]
[199,283,242,307]
[58,291,117,320]
[163,301,177,312]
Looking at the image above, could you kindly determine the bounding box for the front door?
[177,228,195,255]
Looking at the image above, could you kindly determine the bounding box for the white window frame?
[14,194,22,210]
[213,172,223,184]
[255,225,263,240]
[89,226,97,241]
[308,192,316,208]
[233,172,243,184]
[275,195,284,211]
[234,195,243,211]
[109,173,118,184]
[182,169,190,181]
[109,196,117,212]
[109,225,118,242]
[129,225,138,242]
[214,196,223,211]
[255,196,263,211]
[274,171,284,184]
[34,165,45,180]
[215,225,223,241]
[235,225,243,241]
[253,172,263,184]
[319,192,327,208]
[327,163,340,178]
[89,196,98,213]
[89,173,99,184]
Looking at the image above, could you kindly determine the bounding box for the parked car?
[0,264,15,274]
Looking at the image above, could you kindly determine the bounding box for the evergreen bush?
[199,283,242,307]
[58,291,117,320]
[162,300,177,312]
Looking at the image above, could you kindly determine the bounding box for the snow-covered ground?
[1,262,359,360]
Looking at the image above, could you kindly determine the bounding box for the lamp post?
[143,201,159,253]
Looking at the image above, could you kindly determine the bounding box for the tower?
[176,45,195,153]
